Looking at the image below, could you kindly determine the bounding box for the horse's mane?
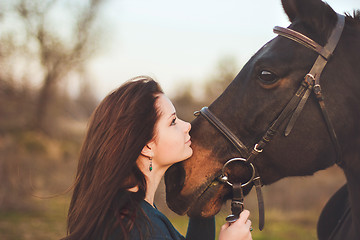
[345,10,360,24]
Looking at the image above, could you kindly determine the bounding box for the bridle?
[194,13,345,230]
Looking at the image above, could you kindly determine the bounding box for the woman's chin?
[183,148,193,160]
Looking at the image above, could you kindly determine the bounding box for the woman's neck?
[144,166,166,207]
[134,156,170,207]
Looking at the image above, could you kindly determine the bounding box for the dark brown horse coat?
[165,0,360,239]
[318,184,356,240]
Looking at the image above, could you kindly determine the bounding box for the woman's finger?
[220,222,230,231]
[245,219,252,228]
[237,210,250,224]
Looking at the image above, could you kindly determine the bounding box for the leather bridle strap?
[273,14,345,61]
[194,108,248,157]
[273,26,332,60]
[196,107,266,230]
[274,13,345,166]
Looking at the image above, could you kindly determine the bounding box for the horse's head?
[165,0,359,217]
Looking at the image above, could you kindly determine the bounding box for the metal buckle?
[254,144,263,153]
[304,73,315,85]
[193,111,200,116]
[313,84,322,95]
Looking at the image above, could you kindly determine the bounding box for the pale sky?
[88,0,358,98]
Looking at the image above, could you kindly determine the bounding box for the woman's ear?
[141,142,155,158]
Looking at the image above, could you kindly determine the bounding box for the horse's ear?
[281,0,297,22]
[281,0,337,32]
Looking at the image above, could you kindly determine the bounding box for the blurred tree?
[0,0,108,132]
[0,0,107,211]
[75,78,99,118]
[172,56,240,122]
[171,82,200,122]
[204,55,239,103]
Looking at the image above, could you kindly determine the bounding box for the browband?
[273,13,345,61]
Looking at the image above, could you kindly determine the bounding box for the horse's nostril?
[165,162,185,193]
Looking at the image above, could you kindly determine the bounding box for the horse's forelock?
[345,10,360,24]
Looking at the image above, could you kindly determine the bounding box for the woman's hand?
[219,210,253,240]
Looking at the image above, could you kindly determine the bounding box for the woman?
[62,76,252,240]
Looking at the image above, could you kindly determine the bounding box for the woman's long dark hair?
[62,76,163,240]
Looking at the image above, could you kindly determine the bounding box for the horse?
[164,0,360,239]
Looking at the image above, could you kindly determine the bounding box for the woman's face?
[150,94,192,169]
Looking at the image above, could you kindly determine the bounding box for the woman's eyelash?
[171,118,177,125]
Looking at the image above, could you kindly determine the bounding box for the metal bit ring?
[219,157,255,187]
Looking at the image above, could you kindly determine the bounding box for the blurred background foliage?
[0,0,346,239]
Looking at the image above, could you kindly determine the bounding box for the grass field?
[0,195,320,240]
[0,196,69,240]
[171,208,319,240]
[1,166,345,240]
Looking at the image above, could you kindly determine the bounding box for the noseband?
[194,13,345,230]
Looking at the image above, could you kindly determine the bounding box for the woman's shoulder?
[108,200,184,240]
[137,201,185,240]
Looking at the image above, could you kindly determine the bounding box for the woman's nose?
[185,121,191,133]
[180,119,191,133]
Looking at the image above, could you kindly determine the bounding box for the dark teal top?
[108,200,215,240]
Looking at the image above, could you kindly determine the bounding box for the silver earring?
[149,157,153,172]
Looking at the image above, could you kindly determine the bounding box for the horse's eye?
[258,70,279,84]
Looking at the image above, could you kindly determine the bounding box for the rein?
[194,13,345,231]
